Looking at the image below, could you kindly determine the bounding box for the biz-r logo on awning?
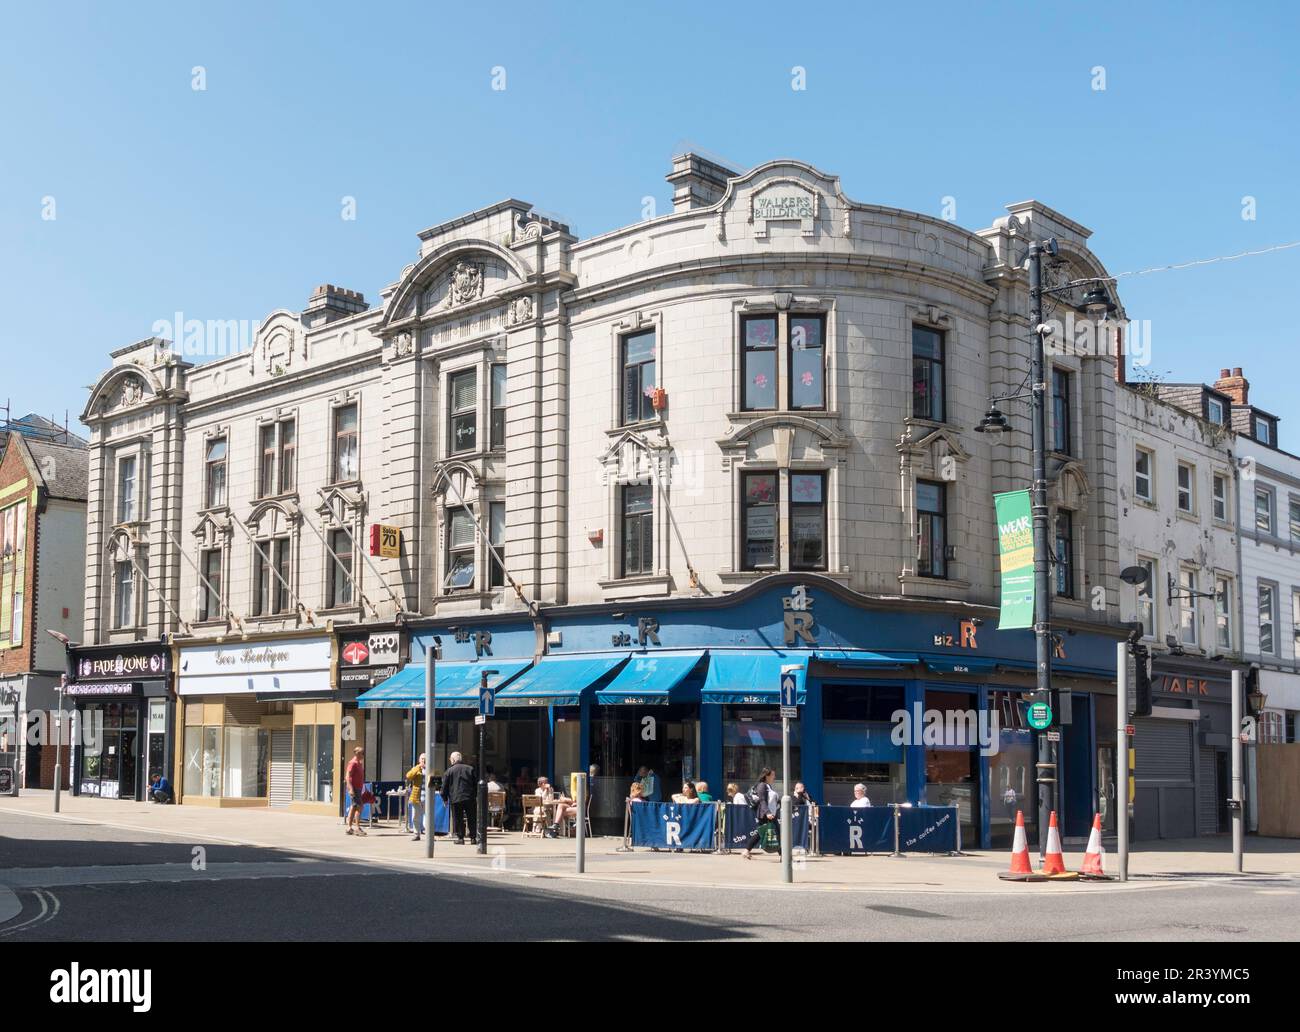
[782,585,815,646]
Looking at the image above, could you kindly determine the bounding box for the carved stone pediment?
[247,500,300,538]
[316,485,365,526]
[599,428,671,485]
[717,414,847,470]
[1050,460,1091,509]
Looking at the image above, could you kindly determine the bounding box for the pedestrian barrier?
[721,803,813,853]
[621,800,958,856]
[817,804,960,855]
[626,800,719,850]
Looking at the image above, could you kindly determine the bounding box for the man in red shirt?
[345,747,367,836]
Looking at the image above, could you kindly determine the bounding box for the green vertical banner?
[994,490,1035,630]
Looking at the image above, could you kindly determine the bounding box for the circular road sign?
[1027,702,1053,730]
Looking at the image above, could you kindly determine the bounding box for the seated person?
[628,781,648,804]
[728,782,746,806]
[694,780,715,803]
[792,782,813,806]
[850,782,872,808]
[546,777,594,838]
[671,781,700,804]
[150,773,172,804]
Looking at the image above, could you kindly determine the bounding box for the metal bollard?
[884,804,903,858]
[575,773,586,874]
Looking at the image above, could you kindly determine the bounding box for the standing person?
[345,747,367,836]
[742,768,779,859]
[406,753,427,842]
[792,782,813,806]
[441,751,477,845]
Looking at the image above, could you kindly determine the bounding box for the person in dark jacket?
[440,751,477,844]
[743,768,779,859]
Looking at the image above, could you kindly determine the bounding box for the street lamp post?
[46,629,76,812]
[976,238,1116,856]
[1026,240,1056,853]
[54,675,65,813]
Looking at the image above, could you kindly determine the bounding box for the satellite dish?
[1119,565,1149,586]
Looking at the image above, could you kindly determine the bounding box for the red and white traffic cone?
[997,810,1044,881]
[1079,812,1112,879]
[1040,810,1075,878]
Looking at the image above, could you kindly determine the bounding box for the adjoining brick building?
[0,419,88,791]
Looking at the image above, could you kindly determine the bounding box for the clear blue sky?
[3,1,1298,434]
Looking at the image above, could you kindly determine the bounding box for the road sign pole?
[425,649,435,859]
[1232,668,1243,873]
[1116,641,1128,882]
[779,665,799,885]
[477,671,497,856]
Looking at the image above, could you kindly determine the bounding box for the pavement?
[3,790,1298,894]
[2,793,1299,941]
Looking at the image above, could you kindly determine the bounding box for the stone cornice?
[563,251,999,308]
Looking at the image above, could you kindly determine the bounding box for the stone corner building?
[80,155,1133,845]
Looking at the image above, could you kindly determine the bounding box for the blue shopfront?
[358,575,1127,846]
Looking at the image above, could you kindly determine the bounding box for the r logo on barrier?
[665,821,681,846]
[849,825,863,851]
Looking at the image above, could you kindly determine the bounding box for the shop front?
[538,574,1127,850]
[174,634,341,815]
[339,626,406,787]
[358,577,1127,846]
[66,642,173,802]
[357,621,544,807]
[1134,658,1240,840]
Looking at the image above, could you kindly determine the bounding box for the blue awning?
[495,652,629,707]
[702,651,809,705]
[815,649,920,668]
[357,660,532,709]
[593,651,707,705]
[922,656,1001,675]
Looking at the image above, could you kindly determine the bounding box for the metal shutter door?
[1197,747,1219,835]
[1134,718,1193,780]
[268,730,292,807]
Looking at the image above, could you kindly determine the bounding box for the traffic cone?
[1040,811,1076,879]
[1079,813,1112,880]
[997,811,1044,881]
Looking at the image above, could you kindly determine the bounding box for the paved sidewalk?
[3,792,1297,895]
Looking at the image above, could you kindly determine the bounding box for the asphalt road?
[2,809,1298,942]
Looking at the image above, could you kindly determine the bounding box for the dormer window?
[1206,396,1226,426]
[1255,415,1275,446]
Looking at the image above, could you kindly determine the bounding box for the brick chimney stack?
[303,284,367,328]
[1213,366,1249,406]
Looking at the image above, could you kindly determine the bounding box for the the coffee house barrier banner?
[994,490,1034,631]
